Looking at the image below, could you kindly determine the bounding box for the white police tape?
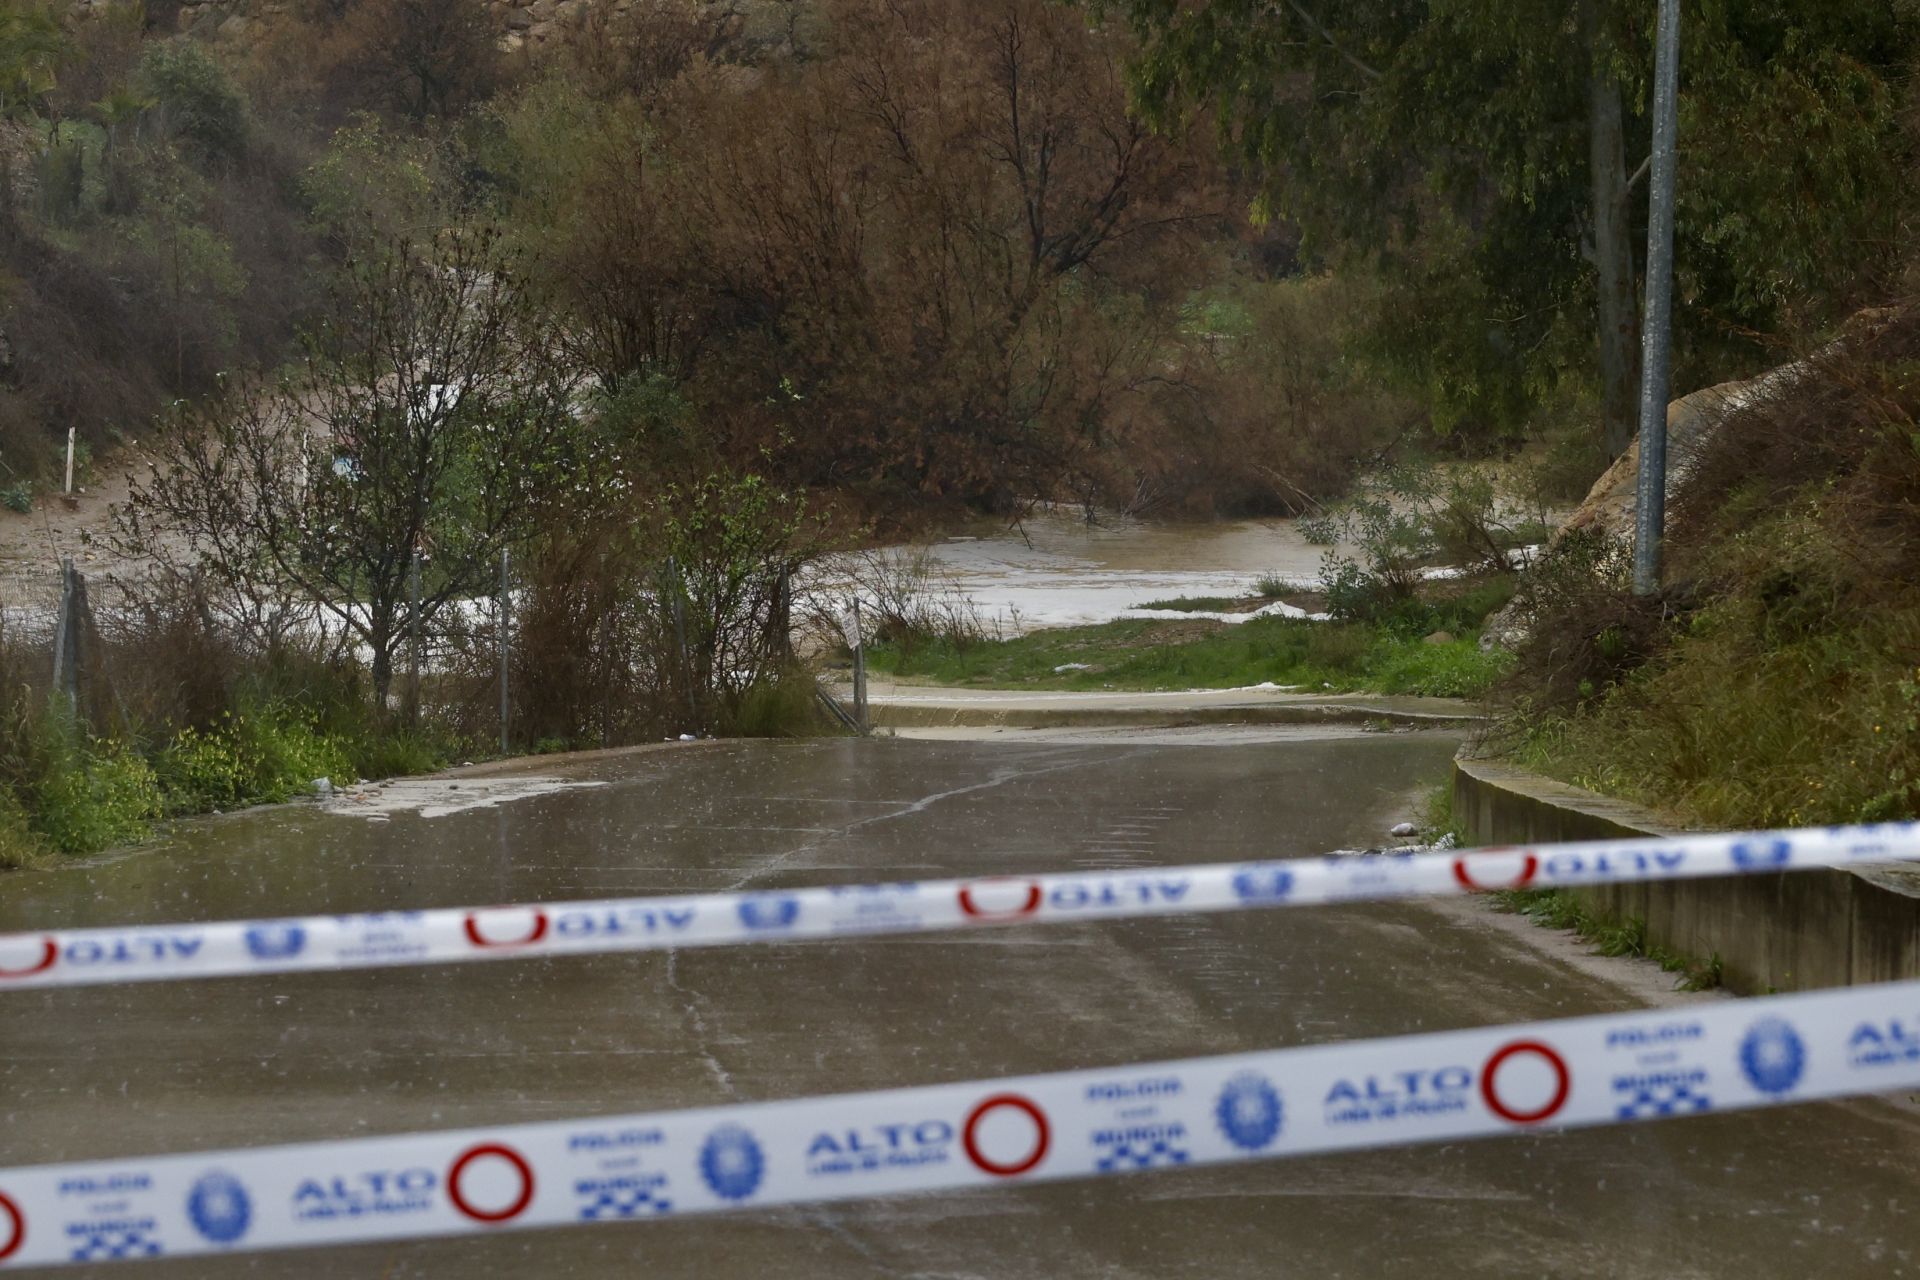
[2,822,1916,991]
[2,976,1917,1268]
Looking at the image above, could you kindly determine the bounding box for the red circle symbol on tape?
[0,1190,25,1262]
[448,1143,536,1223]
[0,939,56,981]
[957,881,1042,921]
[462,910,548,949]
[1452,851,1540,892]
[1481,1039,1572,1125]
[962,1093,1050,1177]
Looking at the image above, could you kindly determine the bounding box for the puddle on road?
[322,774,607,820]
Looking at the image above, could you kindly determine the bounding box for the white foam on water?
[323,775,607,820]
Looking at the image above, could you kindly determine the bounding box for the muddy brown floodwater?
[2,729,1918,1277]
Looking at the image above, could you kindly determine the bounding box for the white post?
[64,428,75,495]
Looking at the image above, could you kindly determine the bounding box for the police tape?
[2,977,1917,1269]
[2,822,1917,991]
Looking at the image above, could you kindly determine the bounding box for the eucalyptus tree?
[1110,0,1916,455]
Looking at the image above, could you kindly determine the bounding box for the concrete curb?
[872,702,1478,731]
[1454,751,1920,994]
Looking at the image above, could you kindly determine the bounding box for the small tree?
[344,0,504,120]
[122,228,584,709]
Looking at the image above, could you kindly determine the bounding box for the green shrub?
[137,40,249,164]
[33,136,86,223]
[154,704,354,813]
[236,707,354,801]
[1,481,31,513]
[32,739,162,853]
[0,785,45,869]
[347,728,450,781]
[722,671,821,738]
[154,723,251,812]
[1303,623,1371,673]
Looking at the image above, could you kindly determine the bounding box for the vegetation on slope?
[1495,307,1920,827]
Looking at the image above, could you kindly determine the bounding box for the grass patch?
[720,669,829,738]
[345,728,454,781]
[1510,599,1920,828]
[1135,596,1246,612]
[866,614,1512,698]
[1490,888,1724,990]
[0,786,48,869]
[1419,781,1467,846]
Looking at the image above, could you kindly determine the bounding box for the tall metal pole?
[851,597,868,734]
[498,547,511,755]
[1632,0,1682,596]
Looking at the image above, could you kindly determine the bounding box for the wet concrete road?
[3,730,1918,1278]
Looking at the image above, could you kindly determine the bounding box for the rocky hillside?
[81,0,797,54]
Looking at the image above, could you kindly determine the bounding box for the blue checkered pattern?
[578,1185,673,1220]
[1094,1138,1190,1172]
[69,1227,163,1262]
[1613,1078,1712,1120]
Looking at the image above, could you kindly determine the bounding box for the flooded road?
[3,732,1918,1277]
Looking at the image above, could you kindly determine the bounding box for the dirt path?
[0,450,148,609]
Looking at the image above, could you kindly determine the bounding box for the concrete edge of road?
[432,736,731,779]
[866,701,1479,732]
[1453,750,1920,996]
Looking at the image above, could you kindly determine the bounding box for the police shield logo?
[737,897,800,931]
[1730,839,1791,870]
[243,924,307,961]
[1214,1073,1284,1152]
[1740,1018,1807,1095]
[699,1125,765,1201]
[1230,866,1294,903]
[187,1171,252,1245]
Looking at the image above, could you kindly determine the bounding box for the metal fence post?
[1633,0,1682,596]
[851,596,868,733]
[51,557,78,710]
[408,550,423,725]
[498,547,511,755]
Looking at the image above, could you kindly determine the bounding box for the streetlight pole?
[1632,0,1682,596]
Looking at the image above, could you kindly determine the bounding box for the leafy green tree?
[122,229,585,707]
[1111,0,1917,456]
